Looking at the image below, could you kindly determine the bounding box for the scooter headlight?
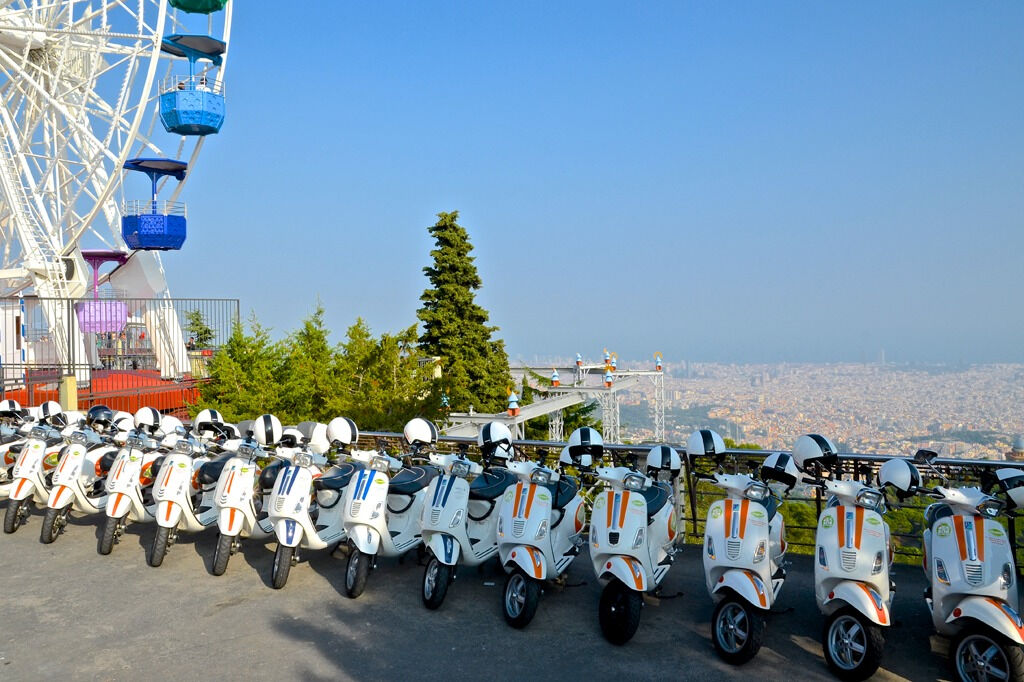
[1001,562,1014,589]
[977,498,1004,519]
[623,473,646,491]
[872,551,884,575]
[293,452,314,469]
[173,439,195,455]
[370,455,391,473]
[126,435,145,450]
[451,461,471,478]
[530,469,552,485]
[30,426,47,439]
[935,558,950,585]
[855,489,883,511]
[237,443,257,458]
[70,431,89,446]
[753,540,767,563]
[745,482,769,502]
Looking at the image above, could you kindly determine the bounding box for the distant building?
[1007,435,1024,462]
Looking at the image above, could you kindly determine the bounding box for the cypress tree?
[418,211,511,413]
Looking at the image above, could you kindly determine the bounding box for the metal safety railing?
[121,200,187,217]
[160,75,225,96]
[355,431,1024,569]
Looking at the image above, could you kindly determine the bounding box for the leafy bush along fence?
[357,432,1024,569]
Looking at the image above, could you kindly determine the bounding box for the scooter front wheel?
[272,544,294,589]
[40,505,69,544]
[599,579,643,645]
[503,570,541,629]
[98,515,122,555]
[823,608,884,681]
[149,526,170,567]
[952,624,1024,682]
[422,556,453,610]
[211,532,232,576]
[3,497,29,534]
[345,548,370,598]
[712,596,766,664]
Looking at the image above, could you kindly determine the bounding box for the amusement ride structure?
[0,0,232,392]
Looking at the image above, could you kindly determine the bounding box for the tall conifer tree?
[418,211,511,413]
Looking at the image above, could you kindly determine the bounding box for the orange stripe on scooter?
[14,478,26,498]
[857,583,887,625]
[225,471,235,494]
[625,557,644,590]
[739,499,749,539]
[162,464,173,488]
[526,547,544,578]
[953,516,968,561]
[54,485,70,507]
[723,500,733,537]
[513,483,523,517]
[524,483,537,517]
[854,506,864,550]
[58,454,69,474]
[836,506,846,548]
[975,515,985,562]
[229,508,237,531]
[110,492,124,517]
[164,501,173,522]
[606,491,614,528]
[618,491,630,529]
[744,571,767,607]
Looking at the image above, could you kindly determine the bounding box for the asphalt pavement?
[0,501,954,681]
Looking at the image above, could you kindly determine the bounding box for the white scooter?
[496,443,591,629]
[916,449,1024,682]
[3,407,76,534]
[342,420,441,599]
[99,409,173,555]
[266,421,358,589]
[589,445,682,644]
[693,434,790,664]
[0,400,34,498]
[419,441,517,609]
[147,434,221,567]
[41,419,122,544]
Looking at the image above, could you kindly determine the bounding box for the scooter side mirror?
[913,449,938,465]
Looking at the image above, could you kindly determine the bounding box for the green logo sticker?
[822,516,835,529]
[538,493,550,501]
[177,462,187,468]
[867,517,881,526]
[990,527,1005,538]
[241,467,250,473]
[711,507,723,519]
[751,510,765,519]
[632,499,644,507]
[374,478,385,484]
[936,523,952,538]
[593,497,605,509]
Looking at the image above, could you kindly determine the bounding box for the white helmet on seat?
[792,434,838,471]
[192,408,224,437]
[559,445,593,469]
[645,445,681,481]
[159,415,184,436]
[686,429,726,462]
[995,468,1024,511]
[403,418,438,448]
[133,406,161,434]
[38,400,64,424]
[279,427,303,449]
[327,417,359,450]
[877,458,922,501]
[761,452,800,491]
[112,414,134,433]
[567,427,603,462]
[478,422,513,460]
[300,422,330,455]
[252,414,283,447]
[0,399,21,417]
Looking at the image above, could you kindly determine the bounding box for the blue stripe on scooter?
[442,534,453,563]
[285,466,299,495]
[276,467,290,494]
[361,471,375,500]
[441,475,456,506]
[432,475,445,506]
[353,469,366,499]
[284,519,296,544]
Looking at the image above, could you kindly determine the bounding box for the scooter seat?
[8,443,24,455]
[389,465,440,496]
[469,467,518,500]
[259,460,285,489]
[43,436,64,448]
[924,502,953,528]
[149,455,166,480]
[543,476,578,511]
[197,456,232,486]
[313,462,357,491]
[641,481,672,520]
[0,432,20,445]
[96,450,117,475]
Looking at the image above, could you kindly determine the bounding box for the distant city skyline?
[164,2,1023,364]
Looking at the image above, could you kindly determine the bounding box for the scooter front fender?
[275,518,304,548]
[948,595,1024,645]
[9,477,34,501]
[218,506,247,536]
[505,544,546,580]
[823,580,889,626]
[47,484,74,510]
[156,500,183,529]
[600,555,648,592]
[426,533,461,566]
[713,568,771,611]
[349,525,381,555]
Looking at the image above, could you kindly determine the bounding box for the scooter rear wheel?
[422,556,453,610]
[98,515,121,555]
[40,505,68,544]
[211,532,232,576]
[149,526,170,567]
[503,570,541,629]
[345,548,370,598]
[272,544,294,589]
[3,497,29,534]
[952,624,1024,682]
[599,579,643,645]
[712,596,766,664]
[823,608,884,681]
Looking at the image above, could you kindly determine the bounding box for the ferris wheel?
[0,0,232,377]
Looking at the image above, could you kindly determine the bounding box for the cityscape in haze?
[586,359,1023,459]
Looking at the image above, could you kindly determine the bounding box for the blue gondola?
[159,34,227,136]
[121,158,188,251]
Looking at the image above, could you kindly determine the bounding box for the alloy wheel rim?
[828,615,866,670]
[716,602,748,653]
[957,634,1010,681]
[506,574,525,617]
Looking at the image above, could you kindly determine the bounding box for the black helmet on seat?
[86,404,114,432]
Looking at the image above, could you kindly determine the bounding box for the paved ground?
[0,501,956,681]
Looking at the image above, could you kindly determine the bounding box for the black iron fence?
[356,431,1024,570]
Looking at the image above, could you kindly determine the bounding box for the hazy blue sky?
[165,1,1023,364]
